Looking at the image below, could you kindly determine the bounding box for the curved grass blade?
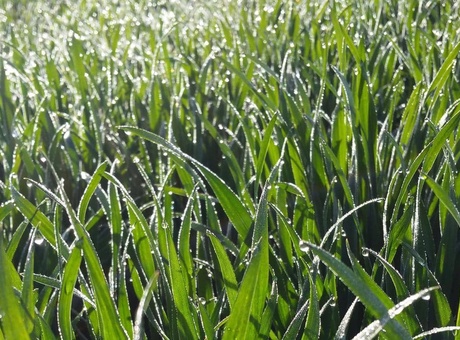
[178,186,198,295]
[352,287,438,340]
[259,280,278,339]
[133,271,160,340]
[425,41,460,116]
[363,247,420,335]
[300,241,411,339]
[77,162,108,223]
[119,126,253,241]
[0,201,14,223]
[422,102,460,174]
[158,203,199,339]
[10,186,57,249]
[422,174,460,227]
[415,326,460,340]
[22,228,37,335]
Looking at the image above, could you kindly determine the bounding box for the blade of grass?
[223,149,284,339]
[335,298,359,340]
[352,287,438,340]
[56,177,128,339]
[0,234,31,339]
[422,174,460,227]
[119,126,253,241]
[300,241,411,339]
[58,246,82,340]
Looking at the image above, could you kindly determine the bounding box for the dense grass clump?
[1,0,460,338]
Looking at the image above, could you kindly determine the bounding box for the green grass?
[1,0,460,338]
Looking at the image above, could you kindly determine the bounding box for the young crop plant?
[1,0,460,339]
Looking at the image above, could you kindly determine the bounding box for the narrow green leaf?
[352,287,438,340]
[223,150,283,339]
[425,41,460,111]
[335,298,359,340]
[415,326,460,340]
[56,180,127,339]
[11,186,57,249]
[282,299,309,339]
[0,237,31,339]
[423,174,460,227]
[363,247,420,335]
[304,271,320,339]
[58,246,82,340]
[159,208,199,339]
[423,101,460,171]
[77,162,108,223]
[204,198,238,309]
[300,242,411,339]
[133,271,160,340]
[259,280,278,339]
[119,126,253,240]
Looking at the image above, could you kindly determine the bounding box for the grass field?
[1,0,460,338]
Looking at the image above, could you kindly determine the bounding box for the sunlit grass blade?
[424,41,460,119]
[415,326,460,340]
[282,299,309,339]
[363,247,420,334]
[304,271,320,339]
[352,287,438,340]
[178,186,198,295]
[133,271,160,340]
[77,162,108,223]
[335,298,359,340]
[0,235,31,339]
[58,246,82,340]
[222,183,270,339]
[119,126,253,240]
[157,198,199,339]
[259,280,278,339]
[300,241,411,339]
[10,186,57,249]
[55,176,128,338]
[203,197,238,309]
[22,228,37,335]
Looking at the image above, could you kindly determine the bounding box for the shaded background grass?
[1,0,460,338]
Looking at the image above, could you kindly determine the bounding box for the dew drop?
[34,237,45,246]
[422,294,431,301]
[362,248,370,257]
[299,241,310,253]
[330,297,337,307]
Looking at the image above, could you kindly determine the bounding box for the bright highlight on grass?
[1,0,460,338]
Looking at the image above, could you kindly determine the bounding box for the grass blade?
[58,246,82,340]
[352,287,438,340]
[119,126,253,240]
[300,241,411,339]
[0,235,31,339]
